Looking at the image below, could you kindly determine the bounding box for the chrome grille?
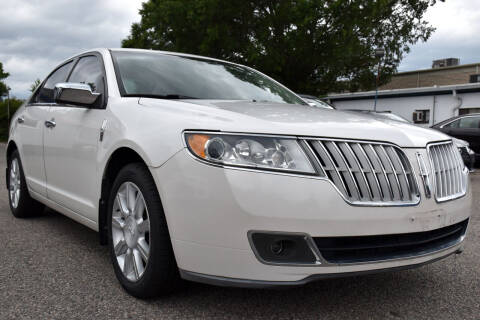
[307,139,419,205]
[427,141,467,202]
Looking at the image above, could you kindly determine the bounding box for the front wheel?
[107,163,179,298]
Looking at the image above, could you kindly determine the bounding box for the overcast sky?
[1,0,479,98]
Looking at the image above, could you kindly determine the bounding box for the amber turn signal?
[187,134,210,159]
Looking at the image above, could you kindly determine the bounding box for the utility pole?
[7,86,11,125]
[373,48,385,112]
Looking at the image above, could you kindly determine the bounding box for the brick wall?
[380,64,480,90]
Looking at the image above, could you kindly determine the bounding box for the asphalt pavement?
[0,143,479,319]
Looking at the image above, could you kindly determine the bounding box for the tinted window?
[68,55,104,95]
[458,116,480,128]
[35,62,73,103]
[444,120,459,128]
[112,51,305,105]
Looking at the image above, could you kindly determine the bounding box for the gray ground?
[0,143,478,320]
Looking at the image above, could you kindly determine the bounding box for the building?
[325,83,480,127]
[380,60,480,90]
[324,59,480,126]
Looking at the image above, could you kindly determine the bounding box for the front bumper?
[151,148,472,284]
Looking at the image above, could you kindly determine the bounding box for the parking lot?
[0,144,478,320]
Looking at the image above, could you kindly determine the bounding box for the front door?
[16,61,74,197]
[43,54,107,221]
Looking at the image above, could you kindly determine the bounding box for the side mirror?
[54,82,101,107]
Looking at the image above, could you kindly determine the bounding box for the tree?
[122,0,438,95]
[0,62,9,97]
[30,78,42,93]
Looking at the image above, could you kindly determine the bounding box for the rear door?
[43,54,107,221]
[15,61,74,197]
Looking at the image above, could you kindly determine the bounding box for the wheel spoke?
[133,194,145,219]
[114,239,128,256]
[137,238,150,262]
[133,249,145,277]
[137,219,149,234]
[112,216,125,230]
[115,193,129,218]
[123,249,134,276]
[126,183,136,212]
[132,251,140,280]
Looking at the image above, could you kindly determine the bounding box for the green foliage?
[0,98,23,141]
[122,0,437,95]
[0,62,9,97]
[30,78,42,93]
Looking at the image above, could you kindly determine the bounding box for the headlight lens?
[185,132,316,174]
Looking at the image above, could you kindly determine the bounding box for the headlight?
[184,132,316,174]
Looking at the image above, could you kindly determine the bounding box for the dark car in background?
[432,114,480,167]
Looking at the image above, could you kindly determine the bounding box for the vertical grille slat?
[390,147,414,201]
[368,144,394,201]
[307,139,419,205]
[381,145,404,200]
[312,141,349,197]
[344,143,373,201]
[357,143,384,200]
[427,141,467,202]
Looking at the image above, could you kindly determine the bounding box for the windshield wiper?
[125,94,199,99]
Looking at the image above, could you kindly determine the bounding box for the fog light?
[270,240,285,255]
[249,232,317,264]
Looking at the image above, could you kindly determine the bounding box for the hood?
[139,98,450,148]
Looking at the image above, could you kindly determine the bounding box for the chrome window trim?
[426,140,469,203]
[183,131,421,207]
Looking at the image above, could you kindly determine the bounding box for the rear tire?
[7,150,44,218]
[107,163,180,298]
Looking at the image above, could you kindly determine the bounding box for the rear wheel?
[107,163,179,298]
[7,150,44,218]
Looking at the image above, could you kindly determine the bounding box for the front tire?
[107,163,179,298]
[7,150,44,218]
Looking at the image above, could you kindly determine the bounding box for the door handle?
[17,117,25,124]
[45,119,56,128]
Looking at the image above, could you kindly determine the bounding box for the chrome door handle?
[45,119,56,128]
[17,117,25,124]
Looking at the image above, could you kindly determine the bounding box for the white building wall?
[330,91,480,127]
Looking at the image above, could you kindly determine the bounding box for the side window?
[458,116,480,129]
[443,120,459,128]
[35,62,73,103]
[68,56,105,96]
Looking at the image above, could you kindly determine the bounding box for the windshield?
[303,98,334,109]
[111,51,305,105]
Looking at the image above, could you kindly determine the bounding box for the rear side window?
[35,62,73,103]
[68,56,104,95]
[443,120,459,128]
[458,116,480,129]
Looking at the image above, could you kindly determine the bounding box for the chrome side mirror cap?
[54,82,101,107]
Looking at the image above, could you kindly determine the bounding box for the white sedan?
[7,48,472,298]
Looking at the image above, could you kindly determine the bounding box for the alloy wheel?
[112,182,150,282]
[9,158,21,208]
